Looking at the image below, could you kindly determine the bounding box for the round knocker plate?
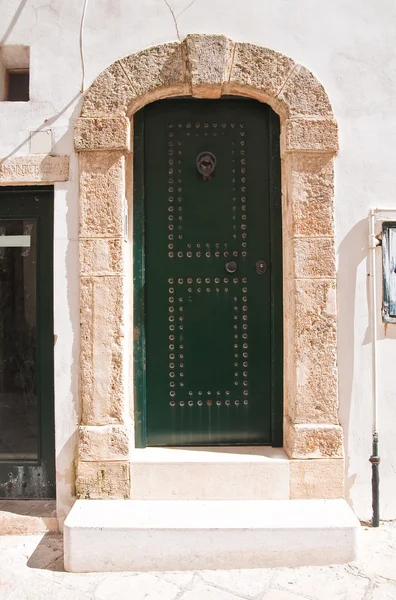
[196,151,216,180]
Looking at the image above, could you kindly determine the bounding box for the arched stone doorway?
[74,34,342,500]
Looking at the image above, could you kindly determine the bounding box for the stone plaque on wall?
[0,155,69,184]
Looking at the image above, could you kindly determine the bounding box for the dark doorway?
[0,186,55,498]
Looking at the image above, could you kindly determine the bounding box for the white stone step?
[130,447,290,500]
[64,499,360,572]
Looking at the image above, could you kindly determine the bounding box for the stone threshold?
[0,500,59,535]
[130,446,290,500]
[64,498,360,572]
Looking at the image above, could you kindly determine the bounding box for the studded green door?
[134,98,282,447]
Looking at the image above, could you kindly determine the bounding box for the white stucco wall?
[1,0,396,521]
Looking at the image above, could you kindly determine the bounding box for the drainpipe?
[368,209,380,527]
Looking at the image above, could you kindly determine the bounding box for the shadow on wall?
[52,98,84,519]
[0,94,81,161]
[337,218,367,509]
[0,0,28,45]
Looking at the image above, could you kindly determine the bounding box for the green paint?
[134,98,283,447]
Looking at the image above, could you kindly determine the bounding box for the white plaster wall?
[1,0,396,521]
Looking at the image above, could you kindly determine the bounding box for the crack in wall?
[163,0,181,41]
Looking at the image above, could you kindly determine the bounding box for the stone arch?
[75,35,343,500]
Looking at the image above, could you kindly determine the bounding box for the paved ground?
[0,522,395,599]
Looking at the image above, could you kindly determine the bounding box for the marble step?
[64,498,360,572]
[130,446,290,500]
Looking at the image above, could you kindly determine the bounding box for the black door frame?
[133,97,283,449]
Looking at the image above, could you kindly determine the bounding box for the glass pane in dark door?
[0,219,38,460]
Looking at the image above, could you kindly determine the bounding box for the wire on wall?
[80,0,89,93]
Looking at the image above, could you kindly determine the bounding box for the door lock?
[256,260,268,275]
[225,261,238,273]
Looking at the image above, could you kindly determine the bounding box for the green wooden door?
[0,187,55,498]
[134,98,282,447]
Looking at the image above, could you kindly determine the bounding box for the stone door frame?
[75,35,343,500]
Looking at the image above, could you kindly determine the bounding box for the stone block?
[284,118,338,153]
[80,238,125,276]
[81,61,135,117]
[290,458,345,499]
[121,43,187,107]
[285,154,334,237]
[284,422,344,459]
[289,279,338,424]
[227,43,295,102]
[0,155,69,183]
[79,151,125,237]
[185,34,234,98]
[80,277,126,425]
[76,461,130,499]
[293,237,336,278]
[278,65,333,118]
[74,117,130,151]
[79,425,130,461]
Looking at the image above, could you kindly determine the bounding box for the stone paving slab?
[0,522,395,599]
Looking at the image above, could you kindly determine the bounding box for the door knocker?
[196,151,216,180]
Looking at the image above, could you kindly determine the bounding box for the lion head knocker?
[196,151,217,180]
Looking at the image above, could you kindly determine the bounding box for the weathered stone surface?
[79,151,125,237]
[185,34,234,98]
[293,238,336,278]
[80,277,126,425]
[76,461,130,499]
[74,117,130,151]
[79,425,130,461]
[228,42,295,102]
[121,43,187,108]
[0,155,69,183]
[285,154,334,237]
[284,422,344,459]
[284,118,338,153]
[80,238,125,276]
[278,65,333,118]
[289,279,338,424]
[290,458,344,499]
[95,573,180,600]
[81,61,135,117]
